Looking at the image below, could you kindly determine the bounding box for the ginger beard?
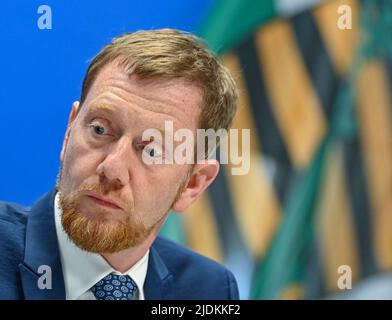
[57,169,190,254]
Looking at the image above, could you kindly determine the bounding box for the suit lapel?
[144,245,174,300]
[18,189,173,300]
[18,189,65,300]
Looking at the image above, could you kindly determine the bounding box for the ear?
[60,101,79,162]
[172,160,220,212]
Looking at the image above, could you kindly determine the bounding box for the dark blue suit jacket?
[0,189,239,300]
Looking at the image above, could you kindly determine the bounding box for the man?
[0,29,239,300]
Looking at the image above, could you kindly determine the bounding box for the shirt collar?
[54,192,149,300]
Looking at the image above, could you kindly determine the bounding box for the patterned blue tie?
[91,273,138,300]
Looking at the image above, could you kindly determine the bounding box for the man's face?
[58,61,202,253]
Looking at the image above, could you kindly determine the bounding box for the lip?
[86,192,123,210]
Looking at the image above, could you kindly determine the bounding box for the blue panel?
[0,0,213,204]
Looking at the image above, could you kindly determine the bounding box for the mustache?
[72,183,135,214]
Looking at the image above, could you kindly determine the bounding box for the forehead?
[81,61,203,132]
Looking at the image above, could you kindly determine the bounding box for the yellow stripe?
[255,19,327,169]
[356,61,392,269]
[280,284,304,300]
[222,53,282,258]
[316,143,360,292]
[222,54,262,153]
[183,193,223,263]
[314,0,359,75]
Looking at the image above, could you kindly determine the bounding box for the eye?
[148,148,155,157]
[143,145,163,158]
[92,125,105,135]
[88,121,110,136]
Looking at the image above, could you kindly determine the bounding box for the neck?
[101,209,171,273]
[100,222,164,273]
[101,236,151,273]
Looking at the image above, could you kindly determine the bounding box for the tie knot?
[91,273,138,300]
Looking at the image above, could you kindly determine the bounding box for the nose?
[96,137,133,188]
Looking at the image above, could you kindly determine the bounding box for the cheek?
[134,169,185,212]
[61,133,101,190]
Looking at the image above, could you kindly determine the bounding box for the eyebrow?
[143,128,166,142]
[156,128,166,136]
[142,127,186,149]
[88,103,116,113]
[87,105,184,147]
[141,128,166,142]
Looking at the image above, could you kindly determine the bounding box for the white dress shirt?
[54,193,149,300]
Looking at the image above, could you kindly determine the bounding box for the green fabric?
[198,0,276,55]
[250,17,364,298]
[250,136,329,299]
[159,211,187,245]
[196,0,388,299]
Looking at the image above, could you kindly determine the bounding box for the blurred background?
[1,0,391,299]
